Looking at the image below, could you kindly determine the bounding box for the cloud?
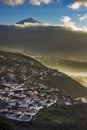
[14,22,51,27]
[79,14,87,21]
[60,16,80,31]
[0,0,51,5]
[68,0,87,10]
[59,16,87,32]
[60,16,71,23]
[0,0,24,5]
[29,0,51,5]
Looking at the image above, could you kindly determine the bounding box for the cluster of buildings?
[0,81,75,122]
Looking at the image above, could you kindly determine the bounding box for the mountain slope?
[0,50,87,98]
[2,104,87,130]
[34,103,87,130]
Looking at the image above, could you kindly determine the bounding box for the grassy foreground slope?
[34,104,87,130]
[2,104,87,130]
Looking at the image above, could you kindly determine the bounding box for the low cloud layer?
[0,23,87,61]
[0,0,51,5]
[68,0,87,9]
[15,22,51,27]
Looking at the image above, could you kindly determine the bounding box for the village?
[0,80,84,122]
[0,82,70,121]
[0,53,87,122]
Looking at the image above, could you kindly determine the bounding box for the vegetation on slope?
[0,50,87,98]
[34,104,87,130]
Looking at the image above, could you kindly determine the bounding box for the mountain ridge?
[0,50,87,98]
[16,17,41,24]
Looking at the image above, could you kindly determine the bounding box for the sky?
[0,0,87,26]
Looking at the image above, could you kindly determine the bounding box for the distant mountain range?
[16,17,40,24]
